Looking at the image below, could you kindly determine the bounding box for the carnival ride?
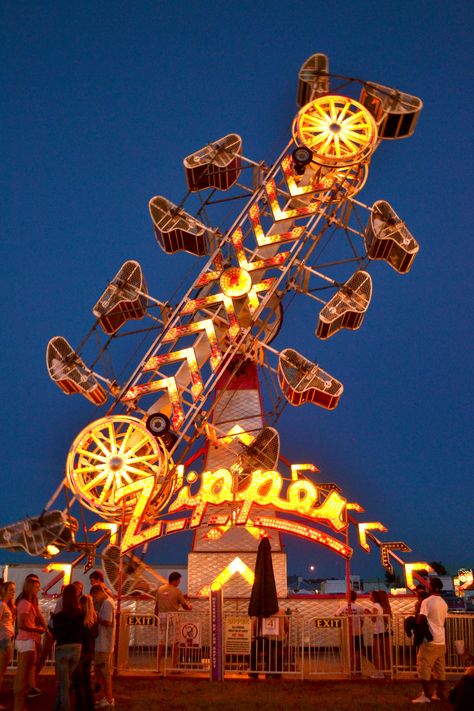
[1,53,433,595]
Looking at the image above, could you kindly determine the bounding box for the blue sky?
[1,1,472,581]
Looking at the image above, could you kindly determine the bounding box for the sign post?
[210,588,224,680]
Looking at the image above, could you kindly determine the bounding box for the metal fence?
[117,611,474,679]
[7,601,474,681]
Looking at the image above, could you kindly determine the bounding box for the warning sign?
[224,616,251,655]
[177,621,201,647]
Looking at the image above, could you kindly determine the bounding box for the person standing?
[72,594,97,711]
[412,577,448,704]
[369,590,385,677]
[90,585,115,709]
[89,571,113,598]
[154,572,192,669]
[14,576,47,711]
[0,581,15,709]
[51,584,83,711]
[154,572,192,614]
[335,591,368,675]
[378,590,393,671]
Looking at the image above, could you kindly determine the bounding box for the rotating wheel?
[66,415,169,519]
[292,95,378,168]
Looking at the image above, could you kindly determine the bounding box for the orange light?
[358,522,388,552]
[89,522,119,545]
[45,563,72,585]
[254,517,352,558]
[116,475,163,552]
[169,465,347,532]
[404,562,434,590]
[219,267,252,298]
[197,557,255,596]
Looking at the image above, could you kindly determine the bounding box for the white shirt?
[335,601,365,635]
[371,602,385,634]
[420,594,448,644]
[96,597,115,653]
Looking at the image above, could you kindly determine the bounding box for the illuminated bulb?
[219,267,252,298]
[46,544,60,556]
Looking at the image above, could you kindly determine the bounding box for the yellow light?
[249,203,305,246]
[198,557,255,596]
[404,562,434,590]
[116,475,163,552]
[293,95,378,168]
[89,522,119,545]
[46,544,60,557]
[265,179,320,221]
[358,522,388,552]
[291,463,319,480]
[165,519,187,534]
[219,266,252,298]
[46,563,72,585]
[123,376,184,429]
[254,517,352,559]
[380,541,411,574]
[163,319,222,371]
[347,502,364,512]
[169,465,347,532]
[67,416,168,518]
[219,424,255,446]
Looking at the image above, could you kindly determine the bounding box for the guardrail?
[6,605,473,681]
[116,611,474,679]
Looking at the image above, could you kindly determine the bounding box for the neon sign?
[169,467,347,531]
[112,461,349,554]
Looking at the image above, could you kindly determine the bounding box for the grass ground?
[0,676,455,710]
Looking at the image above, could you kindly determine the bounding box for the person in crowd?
[448,666,474,710]
[14,576,47,711]
[335,590,368,675]
[90,584,115,708]
[378,590,393,669]
[89,571,112,598]
[15,573,50,699]
[72,594,98,711]
[154,572,192,615]
[405,587,431,654]
[369,590,385,677]
[412,577,448,704]
[0,581,16,707]
[51,584,84,711]
[154,572,192,670]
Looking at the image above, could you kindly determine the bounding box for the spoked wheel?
[66,415,169,519]
[293,95,378,168]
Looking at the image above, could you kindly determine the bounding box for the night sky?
[1,1,472,583]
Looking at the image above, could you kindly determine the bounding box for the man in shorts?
[91,584,115,708]
[154,572,192,669]
[412,577,448,704]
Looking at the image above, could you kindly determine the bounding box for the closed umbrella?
[248,536,279,618]
[248,537,279,676]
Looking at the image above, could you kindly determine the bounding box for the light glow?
[66,416,168,518]
[45,563,72,585]
[293,95,378,167]
[404,562,434,590]
[358,522,388,552]
[254,517,352,558]
[219,266,252,297]
[197,556,255,596]
[169,465,347,531]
